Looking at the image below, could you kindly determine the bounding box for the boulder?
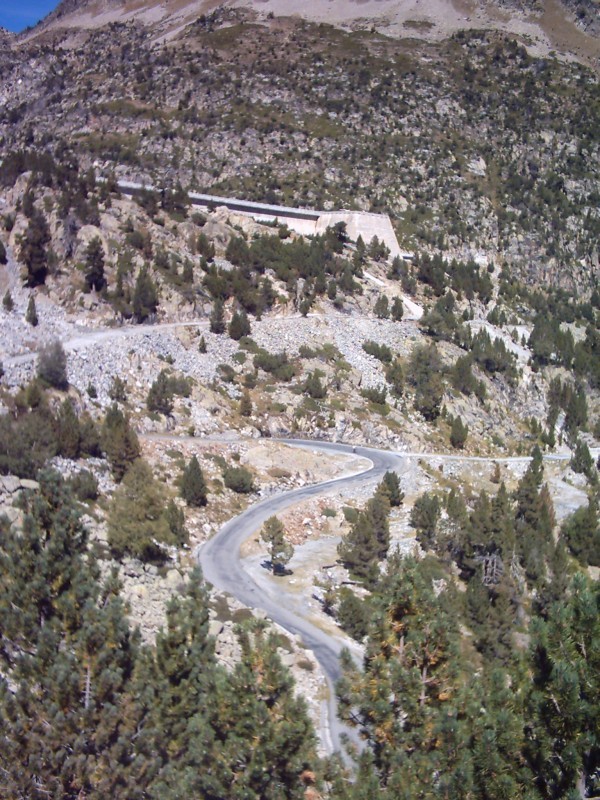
[0,476,20,494]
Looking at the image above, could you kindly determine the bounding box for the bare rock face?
[0,475,40,528]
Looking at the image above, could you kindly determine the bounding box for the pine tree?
[514,446,553,586]
[470,670,534,799]
[133,571,223,796]
[56,397,81,458]
[338,507,380,586]
[84,236,106,292]
[213,619,317,799]
[378,470,404,507]
[102,403,140,481]
[2,289,13,311]
[450,414,468,449]
[107,459,171,561]
[527,575,600,798]
[25,294,38,326]
[562,498,599,566]
[408,342,444,421]
[515,456,540,523]
[490,482,516,556]
[147,369,174,416]
[571,438,595,482]
[536,536,572,616]
[373,293,389,319]
[443,487,472,570]
[20,210,50,287]
[198,335,207,353]
[165,499,189,548]
[181,258,194,284]
[196,231,215,259]
[564,382,587,438]
[385,358,404,397]
[79,411,102,457]
[109,375,127,402]
[134,579,317,799]
[0,472,144,799]
[260,515,294,574]
[132,266,158,322]
[37,338,68,390]
[209,298,226,334]
[367,491,391,560]
[336,588,371,640]
[451,354,477,396]
[410,492,441,551]
[228,308,251,340]
[391,295,404,321]
[466,575,516,662]
[180,455,208,507]
[337,557,464,792]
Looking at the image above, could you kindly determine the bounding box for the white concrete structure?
[316,211,412,261]
[116,180,413,262]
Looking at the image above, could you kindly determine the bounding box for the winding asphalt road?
[197,439,404,756]
[194,435,599,756]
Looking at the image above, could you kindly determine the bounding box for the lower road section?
[198,439,403,757]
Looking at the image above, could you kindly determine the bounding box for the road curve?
[194,434,598,755]
[197,439,404,757]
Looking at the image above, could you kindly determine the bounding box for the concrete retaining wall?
[116,180,413,261]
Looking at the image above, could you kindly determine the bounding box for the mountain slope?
[29,0,600,64]
[2,7,598,295]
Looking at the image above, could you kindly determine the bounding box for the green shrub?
[361,385,387,405]
[253,349,295,382]
[304,371,327,399]
[342,506,358,523]
[218,364,236,384]
[299,345,317,359]
[362,340,393,363]
[109,376,127,402]
[223,464,255,493]
[69,469,99,501]
[37,340,68,390]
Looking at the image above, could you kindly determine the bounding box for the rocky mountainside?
[36,0,600,51]
[0,0,599,795]
[1,5,598,296]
